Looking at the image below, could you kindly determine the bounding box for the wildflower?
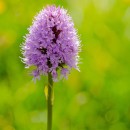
[21,5,80,81]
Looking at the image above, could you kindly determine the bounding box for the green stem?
[47,73,53,130]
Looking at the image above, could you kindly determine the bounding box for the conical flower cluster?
[21,5,80,81]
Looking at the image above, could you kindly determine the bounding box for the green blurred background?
[0,0,130,130]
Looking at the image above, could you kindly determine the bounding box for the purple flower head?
[21,5,80,81]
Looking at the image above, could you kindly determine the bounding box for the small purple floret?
[21,5,80,81]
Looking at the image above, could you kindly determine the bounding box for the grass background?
[0,0,130,130]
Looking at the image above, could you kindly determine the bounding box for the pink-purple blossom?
[21,5,80,81]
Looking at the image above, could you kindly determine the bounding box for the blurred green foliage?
[0,0,130,130]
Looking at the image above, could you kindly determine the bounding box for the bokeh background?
[0,0,130,130]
